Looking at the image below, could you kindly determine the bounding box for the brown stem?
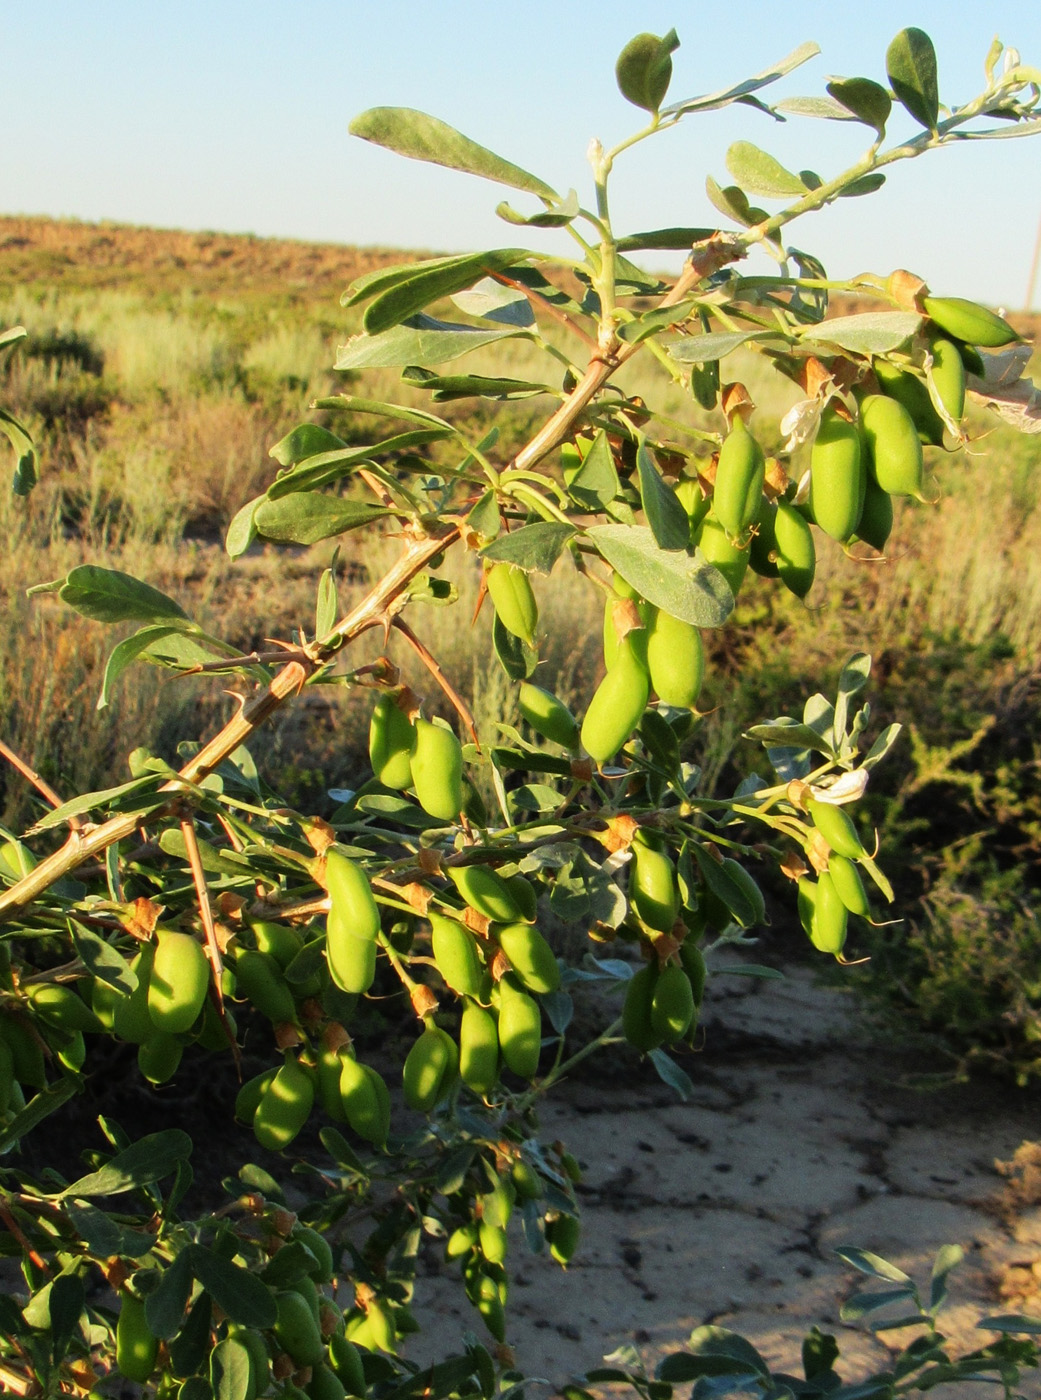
[391,617,480,748]
[489,270,599,350]
[0,1198,48,1273]
[179,815,224,1007]
[0,737,84,832]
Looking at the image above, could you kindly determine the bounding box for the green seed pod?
[228,1326,270,1399]
[339,1055,390,1146]
[547,1214,580,1268]
[235,1067,277,1124]
[859,394,925,499]
[807,798,866,859]
[486,562,538,646]
[809,408,865,542]
[251,921,304,971]
[630,838,680,934]
[811,871,848,955]
[679,941,707,1007]
[697,515,749,597]
[326,849,380,941]
[112,944,156,1044]
[518,682,580,749]
[291,1273,321,1325]
[603,588,651,671]
[674,473,711,536]
[369,693,414,791]
[497,981,542,1079]
[234,948,298,1023]
[292,1223,335,1284]
[479,1221,507,1265]
[482,1176,516,1229]
[475,1275,506,1342]
[326,908,377,997]
[316,1041,348,1122]
[770,501,815,599]
[138,1033,183,1085]
[645,608,704,709]
[430,914,484,997]
[459,1000,500,1096]
[496,922,559,995]
[714,416,765,539]
[504,873,538,923]
[253,1054,315,1152]
[923,295,1018,348]
[28,982,103,1034]
[307,1363,347,1400]
[448,865,525,924]
[650,964,695,1043]
[148,930,209,1035]
[328,1334,367,1398]
[274,1288,325,1367]
[0,1015,45,1090]
[749,499,780,579]
[512,1159,541,1202]
[581,635,650,764]
[957,341,985,376]
[402,1025,457,1111]
[446,1221,479,1258]
[873,359,945,445]
[116,1290,159,1384]
[721,858,767,928]
[797,876,818,940]
[828,853,871,917]
[855,475,894,552]
[928,334,966,423]
[411,718,464,822]
[622,962,663,1053]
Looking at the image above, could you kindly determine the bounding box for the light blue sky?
[4,3,1041,306]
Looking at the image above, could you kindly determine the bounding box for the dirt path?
[414,964,1041,1389]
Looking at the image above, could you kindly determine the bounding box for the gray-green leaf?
[482,522,575,574]
[254,493,390,546]
[349,107,556,198]
[336,314,522,370]
[615,30,680,113]
[826,77,892,134]
[801,311,920,355]
[587,524,732,628]
[637,443,689,551]
[886,28,939,131]
[725,141,808,199]
[36,565,190,625]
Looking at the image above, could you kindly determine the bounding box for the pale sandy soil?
[411,964,1041,1393]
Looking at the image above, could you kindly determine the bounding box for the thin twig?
[391,616,480,748]
[0,737,84,832]
[178,815,224,1009]
[0,1361,31,1396]
[358,467,398,510]
[0,1198,48,1273]
[489,270,599,350]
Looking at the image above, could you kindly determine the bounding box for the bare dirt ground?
[414,964,1041,1391]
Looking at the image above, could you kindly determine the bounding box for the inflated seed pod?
[446,1221,479,1258]
[326,849,380,941]
[28,982,102,1034]
[253,1054,315,1151]
[339,1055,390,1146]
[957,341,985,376]
[806,798,866,859]
[496,922,559,995]
[316,1041,348,1122]
[504,872,538,923]
[327,1335,367,1398]
[326,907,377,997]
[137,1033,183,1085]
[650,964,695,1043]
[402,1024,458,1111]
[116,1290,158,1384]
[229,1325,270,1399]
[475,1273,506,1341]
[234,948,298,1023]
[714,415,765,539]
[430,913,484,997]
[809,407,865,542]
[622,962,662,1053]
[796,876,818,941]
[497,980,542,1079]
[749,499,780,579]
[308,1363,347,1400]
[517,683,580,749]
[696,515,749,597]
[109,945,156,1044]
[855,476,894,552]
[369,693,414,790]
[774,501,816,599]
[674,472,711,537]
[645,608,704,709]
[235,1067,277,1124]
[859,394,925,499]
[485,562,538,645]
[448,865,525,923]
[148,930,209,1035]
[291,1223,334,1284]
[928,333,966,423]
[811,871,848,955]
[679,941,707,1007]
[410,718,464,822]
[251,921,303,971]
[922,295,1018,348]
[546,1214,581,1268]
[581,634,650,764]
[459,1000,500,1096]
[828,853,871,917]
[273,1288,325,1367]
[602,593,650,672]
[512,1159,541,1202]
[630,836,680,934]
[873,359,945,445]
[479,1221,507,1265]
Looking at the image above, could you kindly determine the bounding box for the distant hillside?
[0,214,427,297]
